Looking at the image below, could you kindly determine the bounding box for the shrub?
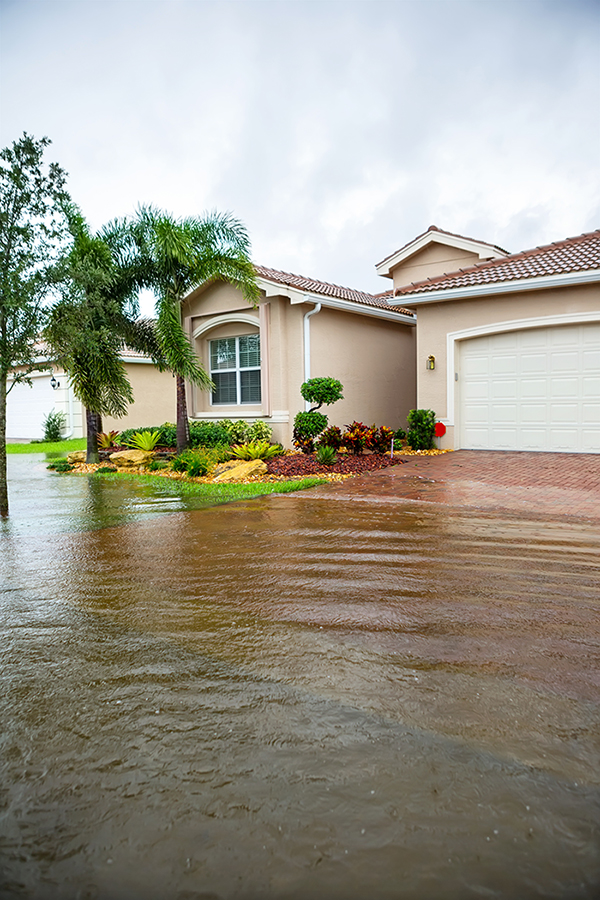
[126,430,161,451]
[216,419,250,444]
[316,444,337,466]
[394,428,407,442]
[95,466,117,474]
[189,421,231,447]
[342,421,374,455]
[293,411,328,454]
[147,459,169,471]
[317,425,343,450]
[406,409,436,450]
[230,440,283,461]
[247,420,273,443]
[42,410,66,442]
[366,425,395,454]
[300,377,344,411]
[171,446,230,477]
[46,458,73,472]
[97,430,120,449]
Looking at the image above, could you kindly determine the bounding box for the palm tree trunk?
[86,407,100,464]
[176,374,190,454]
[0,374,9,516]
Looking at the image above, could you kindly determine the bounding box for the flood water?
[1,454,599,899]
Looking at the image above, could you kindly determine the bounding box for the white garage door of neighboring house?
[6,374,57,441]
[459,322,600,453]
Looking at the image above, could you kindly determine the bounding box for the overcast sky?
[1,0,599,314]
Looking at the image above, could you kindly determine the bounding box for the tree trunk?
[86,407,100,464]
[176,374,190,454]
[0,375,8,516]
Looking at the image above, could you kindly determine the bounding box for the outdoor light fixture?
[50,375,60,390]
[426,355,435,370]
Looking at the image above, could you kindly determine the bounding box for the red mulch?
[266,452,406,478]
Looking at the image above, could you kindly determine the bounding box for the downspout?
[303,301,321,410]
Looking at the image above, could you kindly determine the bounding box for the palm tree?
[132,206,258,453]
[46,206,164,463]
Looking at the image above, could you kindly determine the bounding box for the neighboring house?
[181,268,417,447]
[383,227,600,453]
[6,349,174,441]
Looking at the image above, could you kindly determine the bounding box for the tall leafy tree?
[0,134,69,516]
[46,206,165,463]
[133,206,259,453]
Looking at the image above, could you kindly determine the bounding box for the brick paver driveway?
[338,450,600,521]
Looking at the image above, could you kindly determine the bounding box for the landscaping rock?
[212,459,268,482]
[66,451,86,463]
[109,449,155,469]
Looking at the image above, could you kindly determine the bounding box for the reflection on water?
[1,455,599,899]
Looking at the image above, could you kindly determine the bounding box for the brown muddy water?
[1,454,599,900]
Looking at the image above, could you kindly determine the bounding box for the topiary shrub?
[406,409,436,450]
[293,411,328,454]
[300,377,344,411]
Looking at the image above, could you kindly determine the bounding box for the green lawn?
[6,438,87,454]
[88,470,328,502]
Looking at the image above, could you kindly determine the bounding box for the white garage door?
[459,322,600,453]
[6,374,57,441]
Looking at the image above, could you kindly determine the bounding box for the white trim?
[445,310,600,427]
[256,278,416,324]
[392,269,600,306]
[191,410,289,424]
[192,312,259,339]
[376,231,506,278]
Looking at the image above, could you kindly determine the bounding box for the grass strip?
[89,471,328,502]
[7,438,87,454]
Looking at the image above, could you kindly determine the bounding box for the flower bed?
[267,452,406,478]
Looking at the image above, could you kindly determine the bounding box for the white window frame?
[210,334,261,406]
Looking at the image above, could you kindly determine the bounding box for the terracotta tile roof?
[377,224,509,269]
[396,229,600,296]
[255,264,415,316]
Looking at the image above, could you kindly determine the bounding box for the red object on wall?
[434,422,447,437]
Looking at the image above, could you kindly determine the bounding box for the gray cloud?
[1,0,598,311]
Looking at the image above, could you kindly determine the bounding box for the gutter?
[303,302,321,407]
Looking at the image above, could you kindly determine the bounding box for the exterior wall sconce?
[426,355,435,370]
[50,375,60,390]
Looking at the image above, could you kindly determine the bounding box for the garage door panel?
[521,404,548,423]
[520,354,547,374]
[520,379,547,398]
[491,355,517,375]
[459,323,600,453]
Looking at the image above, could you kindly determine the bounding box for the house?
[383,227,600,453]
[179,268,417,447]
[8,225,599,454]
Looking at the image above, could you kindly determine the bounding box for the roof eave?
[390,269,600,306]
[258,278,415,324]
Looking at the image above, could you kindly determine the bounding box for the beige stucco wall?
[408,281,600,449]
[389,243,483,290]
[103,362,175,433]
[181,281,417,446]
[309,306,416,433]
